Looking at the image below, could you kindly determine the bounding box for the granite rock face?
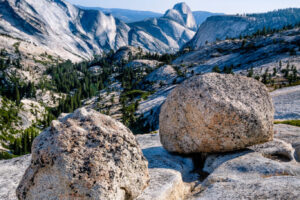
[0,125,300,200]
[16,108,149,200]
[0,155,31,200]
[188,9,300,49]
[136,133,198,200]
[164,2,197,31]
[143,65,178,89]
[0,0,197,60]
[160,73,274,153]
[192,144,300,199]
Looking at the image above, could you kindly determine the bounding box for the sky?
[66,0,300,14]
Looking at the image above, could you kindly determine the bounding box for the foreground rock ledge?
[16,108,149,200]
[0,125,299,200]
[160,73,274,153]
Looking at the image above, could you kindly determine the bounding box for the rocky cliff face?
[0,0,130,60]
[128,2,196,53]
[188,8,300,49]
[164,2,197,31]
[0,0,196,61]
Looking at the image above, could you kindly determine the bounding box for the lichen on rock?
[160,73,274,153]
[16,108,149,200]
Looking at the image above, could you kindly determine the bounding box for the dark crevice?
[190,153,210,181]
[263,153,292,162]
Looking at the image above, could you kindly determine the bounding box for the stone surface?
[189,124,300,200]
[188,9,300,49]
[18,99,47,130]
[192,153,300,200]
[136,133,198,200]
[160,73,274,153]
[143,65,178,89]
[0,133,198,200]
[137,85,177,131]
[174,28,300,77]
[271,85,300,120]
[275,124,300,162]
[164,2,197,30]
[0,0,197,60]
[249,138,295,162]
[88,65,102,75]
[0,155,31,200]
[126,59,162,70]
[113,46,144,62]
[0,125,300,200]
[16,108,149,200]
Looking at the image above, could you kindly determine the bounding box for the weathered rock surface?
[113,46,145,63]
[18,99,47,130]
[136,133,198,200]
[174,28,300,77]
[0,155,31,200]
[188,124,300,200]
[188,9,300,49]
[126,59,162,71]
[160,73,274,153]
[1,132,198,200]
[143,65,178,90]
[0,125,300,200]
[88,65,102,75]
[191,151,300,200]
[271,85,300,120]
[190,125,300,200]
[275,124,300,162]
[16,108,149,200]
[0,0,197,60]
[137,85,177,131]
[164,2,197,31]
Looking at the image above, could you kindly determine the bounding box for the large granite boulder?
[1,133,198,200]
[16,108,149,200]
[160,73,274,153]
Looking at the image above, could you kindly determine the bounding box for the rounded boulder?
[17,108,149,200]
[159,73,274,153]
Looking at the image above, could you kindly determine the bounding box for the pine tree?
[273,68,277,76]
[15,85,20,106]
[212,66,221,73]
[247,67,254,77]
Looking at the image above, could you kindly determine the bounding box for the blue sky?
[66,0,300,14]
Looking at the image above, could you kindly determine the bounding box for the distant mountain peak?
[173,2,190,15]
[163,2,197,30]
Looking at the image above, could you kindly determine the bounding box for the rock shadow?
[142,146,199,183]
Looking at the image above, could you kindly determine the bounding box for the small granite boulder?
[16,108,149,200]
[159,73,274,153]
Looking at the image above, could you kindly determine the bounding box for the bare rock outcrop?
[192,141,300,199]
[160,73,274,153]
[16,108,149,200]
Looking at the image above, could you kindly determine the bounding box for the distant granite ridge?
[0,0,197,60]
[187,8,300,49]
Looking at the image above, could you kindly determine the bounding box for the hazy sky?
[66,0,300,14]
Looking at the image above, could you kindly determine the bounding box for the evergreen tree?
[247,67,254,77]
[15,85,20,106]
[212,66,221,73]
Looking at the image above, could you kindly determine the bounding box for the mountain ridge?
[188,8,300,49]
[0,0,198,61]
[77,4,223,25]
